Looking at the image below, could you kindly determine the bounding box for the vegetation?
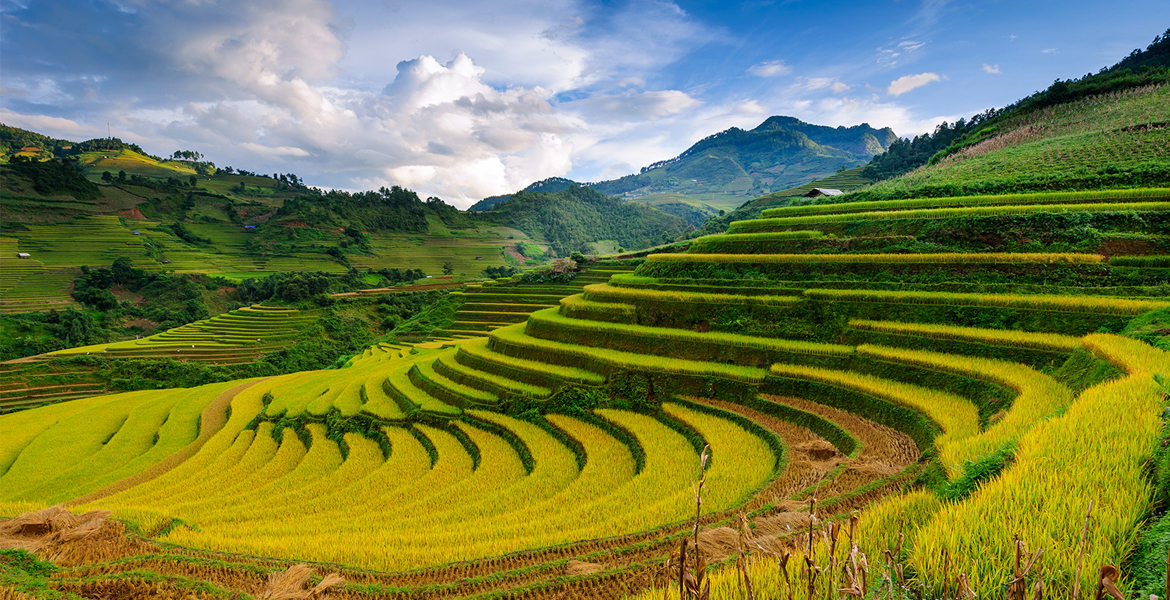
[7,33,1170,600]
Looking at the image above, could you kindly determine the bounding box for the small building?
[16,253,30,259]
[244,225,256,230]
[475,256,482,260]
[804,188,844,198]
[131,230,141,235]
[161,259,171,264]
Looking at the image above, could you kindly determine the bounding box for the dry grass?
[257,563,344,600]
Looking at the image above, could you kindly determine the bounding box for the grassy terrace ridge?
[581,282,802,306]
[527,306,853,358]
[645,252,1106,264]
[846,319,1084,352]
[489,323,769,382]
[49,304,313,359]
[729,200,1170,231]
[8,72,1170,600]
[802,287,1170,315]
[761,187,1170,217]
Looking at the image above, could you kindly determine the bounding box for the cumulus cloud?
[981,63,1001,74]
[747,60,792,77]
[887,72,941,96]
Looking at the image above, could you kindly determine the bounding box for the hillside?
[468,177,578,212]
[478,184,689,256]
[8,29,1170,600]
[585,117,896,225]
[0,129,688,299]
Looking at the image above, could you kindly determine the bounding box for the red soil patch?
[110,286,145,306]
[118,206,147,220]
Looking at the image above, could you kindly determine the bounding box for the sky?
[2,1,1168,208]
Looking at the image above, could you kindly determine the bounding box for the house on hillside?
[16,253,31,259]
[804,188,844,198]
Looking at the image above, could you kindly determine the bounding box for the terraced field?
[47,305,315,365]
[0,237,79,313]
[432,267,636,340]
[4,186,1170,599]
[1,214,541,287]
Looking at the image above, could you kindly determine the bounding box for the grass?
[646,252,1105,264]
[525,307,853,360]
[846,319,1084,352]
[803,287,1170,315]
[51,305,314,362]
[761,187,1170,217]
[729,201,1170,232]
[0,353,785,573]
[855,343,1073,475]
[907,334,1170,596]
[768,362,981,477]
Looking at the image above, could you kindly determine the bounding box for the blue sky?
[1,0,1167,207]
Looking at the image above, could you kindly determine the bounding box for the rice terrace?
[3,4,1170,600]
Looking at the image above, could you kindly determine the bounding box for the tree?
[442,261,455,276]
[102,171,113,183]
[189,175,197,187]
[117,170,127,182]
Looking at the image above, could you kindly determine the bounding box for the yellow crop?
[856,344,1073,473]
[909,334,1170,596]
[768,363,980,477]
[805,288,1170,315]
[646,252,1105,264]
[848,319,1083,352]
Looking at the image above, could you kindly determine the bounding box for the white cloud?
[981,63,1001,74]
[561,89,702,123]
[789,77,851,94]
[1042,48,1057,54]
[747,60,792,77]
[877,39,927,67]
[239,143,311,157]
[887,72,941,96]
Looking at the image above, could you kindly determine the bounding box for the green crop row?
[688,231,826,253]
[524,307,853,363]
[856,343,1073,475]
[1110,255,1170,268]
[762,187,1170,218]
[434,351,551,399]
[767,362,980,478]
[383,366,463,417]
[558,295,636,323]
[909,334,1170,596]
[847,319,1083,352]
[582,283,801,307]
[730,201,1170,231]
[490,323,768,383]
[804,288,1170,315]
[456,337,606,387]
[646,252,1105,265]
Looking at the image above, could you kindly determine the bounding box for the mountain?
[584,117,895,226]
[468,177,578,212]
[479,185,689,256]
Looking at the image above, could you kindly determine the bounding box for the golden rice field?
[4,186,1170,600]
